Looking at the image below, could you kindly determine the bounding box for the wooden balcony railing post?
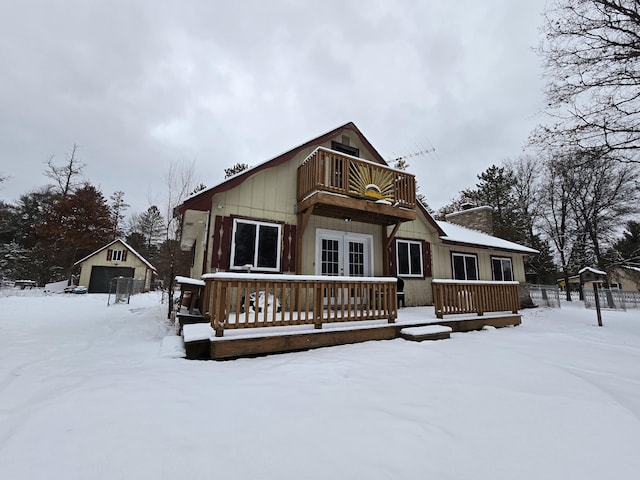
[313,283,323,329]
[212,280,226,337]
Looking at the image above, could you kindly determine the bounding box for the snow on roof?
[578,267,607,276]
[436,221,539,254]
[73,238,157,272]
[622,265,640,273]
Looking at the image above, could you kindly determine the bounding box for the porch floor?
[181,306,521,360]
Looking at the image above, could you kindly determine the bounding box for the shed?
[73,239,157,293]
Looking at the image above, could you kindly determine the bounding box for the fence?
[107,277,146,305]
[583,288,640,311]
[528,284,561,308]
[202,273,398,337]
[432,280,520,319]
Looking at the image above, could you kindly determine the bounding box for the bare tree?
[45,144,85,196]
[565,149,639,266]
[164,161,195,240]
[539,153,577,299]
[160,161,196,319]
[506,155,543,243]
[535,0,640,162]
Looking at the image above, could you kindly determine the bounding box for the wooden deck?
[176,274,523,360]
[182,309,521,360]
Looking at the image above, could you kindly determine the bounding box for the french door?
[316,230,372,277]
[316,230,373,307]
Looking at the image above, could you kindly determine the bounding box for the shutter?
[282,223,297,273]
[219,217,232,270]
[210,216,224,270]
[211,216,232,271]
[423,241,432,278]
[122,250,128,262]
[107,249,113,261]
[386,240,397,277]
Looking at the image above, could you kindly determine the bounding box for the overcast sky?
[0,0,548,217]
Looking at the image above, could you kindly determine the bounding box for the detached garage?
[74,239,157,293]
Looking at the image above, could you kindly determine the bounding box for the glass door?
[316,230,372,307]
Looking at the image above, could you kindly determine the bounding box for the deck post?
[214,281,226,337]
[313,283,323,329]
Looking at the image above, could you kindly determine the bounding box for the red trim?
[122,250,128,262]
[107,249,113,261]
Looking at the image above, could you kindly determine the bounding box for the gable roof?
[176,121,445,235]
[436,220,539,254]
[73,238,157,272]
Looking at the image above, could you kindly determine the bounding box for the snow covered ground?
[1,290,639,480]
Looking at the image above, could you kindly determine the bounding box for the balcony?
[296,147,417,225]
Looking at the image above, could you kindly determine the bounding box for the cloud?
[0,0,547,213]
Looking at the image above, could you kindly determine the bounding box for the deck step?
[400,325,453,342]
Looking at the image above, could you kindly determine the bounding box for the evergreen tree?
[109,191,129,240]
[224,163,249,179]
[131,205,166,251]
[612,220,640,265]
[39,183,113,278]
[462,165,521,241]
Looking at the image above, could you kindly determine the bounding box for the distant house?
[608,265,640,292]
[176,122,537,306]
[73,239,156,293]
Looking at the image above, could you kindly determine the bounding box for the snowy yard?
[1,291,639,480]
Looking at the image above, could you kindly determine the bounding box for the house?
[73,239,157,293]
[608,265,640,292]
[177,122,537,306]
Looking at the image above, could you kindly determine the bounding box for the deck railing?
[202,273,398,337]
[432,280,520,319]
[297,147,416,208]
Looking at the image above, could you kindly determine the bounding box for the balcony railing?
[202,273,398,337]
[432,280,520,319]
[297,147,416,209]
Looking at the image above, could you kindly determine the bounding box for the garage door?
[88,266,135,293]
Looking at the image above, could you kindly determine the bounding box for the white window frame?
[451,252,478,281]
[230,218,282,272]
[396,239,423,278]
[491,256,513,282]
[314,229,373,277]
[112,250,123,261]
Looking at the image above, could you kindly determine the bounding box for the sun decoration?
[348,163,394,202]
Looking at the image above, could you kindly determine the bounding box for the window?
[452,253,478,280]
[230,219,281,271]
[492,257,513,281]
[107,249,127,262]
[331,140,359,157]
[396,239,423,277]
